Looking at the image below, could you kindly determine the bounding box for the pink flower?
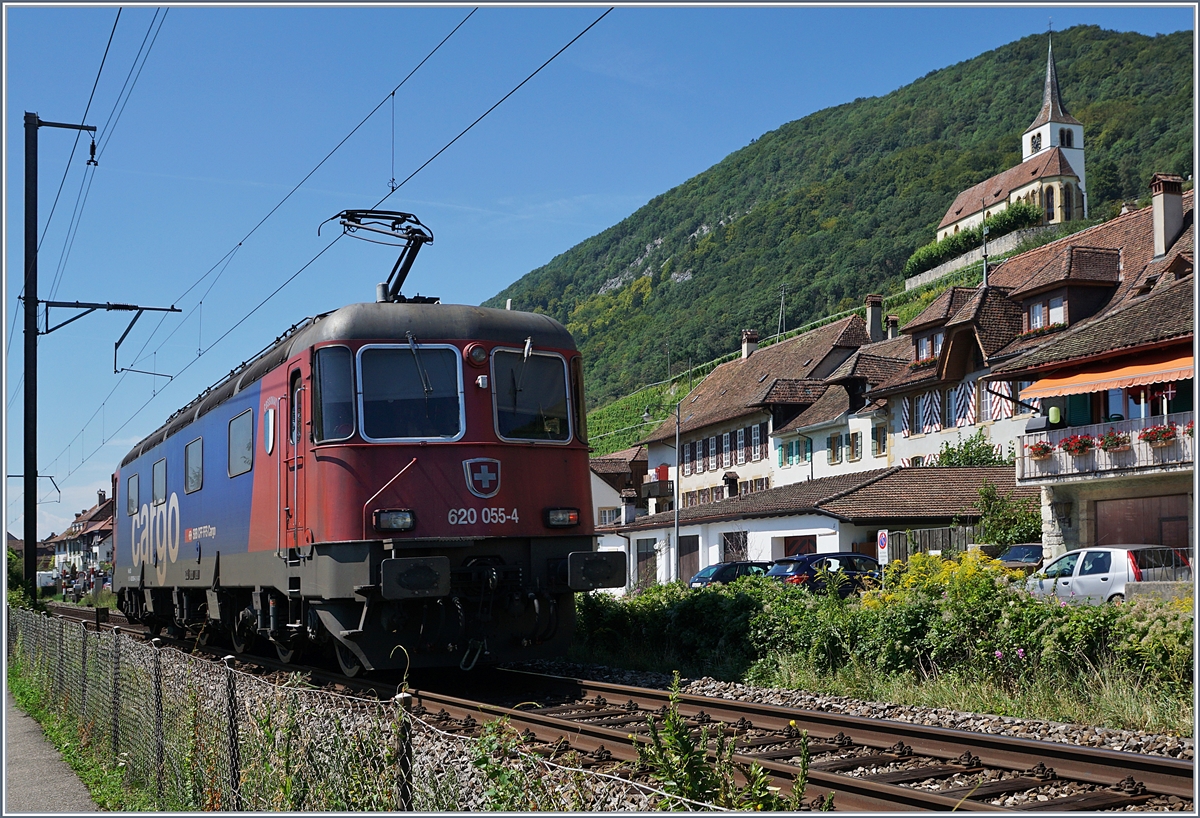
[994,650,1003,659]
[1016,648,1025,659]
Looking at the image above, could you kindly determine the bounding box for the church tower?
[1022,37,1086,216]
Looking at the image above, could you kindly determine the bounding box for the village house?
[987,174,1193,556]
[46,489,114,573]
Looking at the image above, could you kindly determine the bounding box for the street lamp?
[643,402,681,582]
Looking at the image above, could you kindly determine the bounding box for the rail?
[1016,411,1193,483]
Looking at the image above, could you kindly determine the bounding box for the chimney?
[98,489,106,505]
[886,315,900,339]
[1151,173,1184,257]
[864,294,884,342]
[741,329,759,359]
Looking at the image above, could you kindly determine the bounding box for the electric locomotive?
[112,212,625,674]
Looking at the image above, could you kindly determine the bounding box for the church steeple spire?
[1026,36,1081,132]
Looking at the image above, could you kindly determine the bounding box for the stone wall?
[904,227,1053,291]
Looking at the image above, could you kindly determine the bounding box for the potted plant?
[1186,420,1194,438]
[1026,440,1054,460]
[1098,428,1131,453]
[1138,423,1178,447]
[1058,434,1095,456]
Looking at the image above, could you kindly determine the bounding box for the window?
[708,436,717,471]
[1043,553,1078,579]
[598,507,621,526]
[1031,132,1042,152]
[736,429,745,465]
[492,349,568,442]
[152,459,167,505]
[753,477,769,492]
[722,433,731,468]
[1079,551,1111,576]
[228,409,254,477]
[872,424,887,456]
[827,433,843,464]
[848,432,862,461]
[713,485,724,502]
[126,474,139,516]
[313,346,356,442]
[695,440,705,474]
[1048,296,1064,325]
[683,443,692,476]
[910,455,925,467]
[916,335,932,361]
[1045,185,1055,221]
[699,487,711,505]
[184,438,203,494]
[803,437,812,462]
[751,425,761,461]
[933,331,944,357]
[1030,301,1045,329]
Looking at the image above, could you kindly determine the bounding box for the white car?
[1026,545,1192,605]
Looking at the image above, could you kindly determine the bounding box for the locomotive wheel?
[230,610,257,655]
[334,641,363,678]
[275,639,301,664]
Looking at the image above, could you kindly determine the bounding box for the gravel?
[508,659,1193,762]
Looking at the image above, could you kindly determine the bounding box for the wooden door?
[679,535,699,582]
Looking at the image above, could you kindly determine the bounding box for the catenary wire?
[29,7,610,505]
[96,9,162,148]
[96,9,168,158]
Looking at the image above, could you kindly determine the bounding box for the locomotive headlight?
[466,343,488,366]
[374,509,416,531]
[545,508,580,527]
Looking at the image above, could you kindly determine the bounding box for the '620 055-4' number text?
[448,507,520,525]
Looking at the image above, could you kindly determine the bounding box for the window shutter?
[778,442,784,467]
[804,437,812,461]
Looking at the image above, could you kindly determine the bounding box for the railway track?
[43,604,1194,811]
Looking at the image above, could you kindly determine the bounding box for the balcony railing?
[1017,411,1194,483]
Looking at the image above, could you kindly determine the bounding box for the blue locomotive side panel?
[115,382,261,589]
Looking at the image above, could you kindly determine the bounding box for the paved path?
[5,689,98,814]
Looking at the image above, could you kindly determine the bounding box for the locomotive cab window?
[229,409,254,477]
[492,349,571,442]
[126,474,139,516]
[358,344,463,440]
[313,346,356,442]
[185,437,203,494]
[152,459,167,505]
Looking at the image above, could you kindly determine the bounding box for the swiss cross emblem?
[463,458,502,499]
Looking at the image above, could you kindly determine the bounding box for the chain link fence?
[8,608,719,811]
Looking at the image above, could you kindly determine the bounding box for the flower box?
[1026,440,1054,460]
[1098,429,1132,453]
[1138,424,1178,446]
[1058,434,1095,456]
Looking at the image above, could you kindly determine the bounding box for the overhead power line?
[31,7,613,503]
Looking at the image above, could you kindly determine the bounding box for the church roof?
[1025,38,1082,133]
[937,148,1078,230]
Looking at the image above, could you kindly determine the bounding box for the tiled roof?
[604,469,895,531]
[1006,246,1121,298]
[991,273,1194,375]
[947,286,1025,359]
[826,335,911,384]
[643,316,869,443]
[590,444,647,474]
[1025,41,1082,132]
[938,148,1077,229]
[753,378,828,405]
[903,287,977,333]
[777,385,850,433]
[820,467,1037,522]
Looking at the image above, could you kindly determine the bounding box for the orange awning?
[1019,350,1194,400]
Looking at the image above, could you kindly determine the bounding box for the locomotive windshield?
[359,345,463,440]
[313,346,356,442]
[492,349,571,442]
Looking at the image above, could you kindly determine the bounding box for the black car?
[688,561,773,588]
[766,553,881,596]
[995,543,1044,575]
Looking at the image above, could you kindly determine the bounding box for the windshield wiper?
[513,336,533,404]
[406,332,434,415]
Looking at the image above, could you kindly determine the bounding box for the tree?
[973,480,1040,546]
[933,428,1014,466]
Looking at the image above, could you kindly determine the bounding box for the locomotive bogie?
[113,302,625,672]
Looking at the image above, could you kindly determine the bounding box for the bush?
[903,203,1042,278]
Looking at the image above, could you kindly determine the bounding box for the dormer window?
[915,331,944,362]
[1027,296,1065,330]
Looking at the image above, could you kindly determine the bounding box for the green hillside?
[484,26,1193,409]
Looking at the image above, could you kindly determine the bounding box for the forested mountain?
[483,26,1192,408]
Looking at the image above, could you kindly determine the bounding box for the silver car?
[1026,545,1192,605]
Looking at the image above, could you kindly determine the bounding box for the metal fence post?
[222,656,242,811]
[395,692,413,810]
[55,616,64,703]
[111,626,121,755]
[80,622,89,717]
[152,638,164,799]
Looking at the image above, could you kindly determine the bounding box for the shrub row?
[575,552,1193,692]
[903,202,1042,279]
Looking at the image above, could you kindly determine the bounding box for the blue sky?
[3,4,1193,539]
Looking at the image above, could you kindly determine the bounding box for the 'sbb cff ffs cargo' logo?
[463,458,501,499]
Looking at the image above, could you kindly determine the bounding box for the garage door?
[679,535,700,582]
[1095,495,1190,547]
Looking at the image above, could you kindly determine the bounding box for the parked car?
[996,543,1044,575]
[688,561,772,588]
[766,553,881,596]
[1025,545,1192,605]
